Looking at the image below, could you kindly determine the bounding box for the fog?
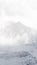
[0,0,37,30]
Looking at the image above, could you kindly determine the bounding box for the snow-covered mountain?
[0,21,37,46]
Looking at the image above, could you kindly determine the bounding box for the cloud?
[0,0,32,18]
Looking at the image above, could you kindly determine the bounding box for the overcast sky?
[0,0,37,30]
